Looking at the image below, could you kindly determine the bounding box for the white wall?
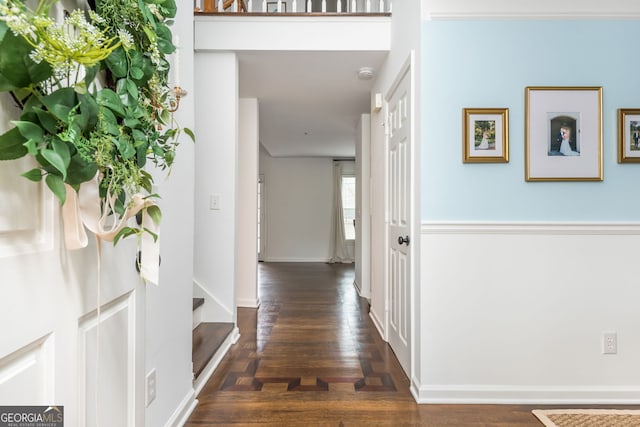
[415,1,640,405]
[237,99,259,308]
[418,224,640,403]
[259,153,333,262]
[144,2,197,425]
[195,15,390,52]
[193,52,238,323]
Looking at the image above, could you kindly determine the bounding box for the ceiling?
[238,51,388,158]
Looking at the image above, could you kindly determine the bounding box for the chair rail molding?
[421,221,640,236]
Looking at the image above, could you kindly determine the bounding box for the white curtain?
[329,162,350,263]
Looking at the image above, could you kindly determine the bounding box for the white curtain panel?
[329,162,350,263]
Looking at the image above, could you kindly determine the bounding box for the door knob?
[397,235,410,246]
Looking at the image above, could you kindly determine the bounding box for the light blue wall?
[422,20,640,221]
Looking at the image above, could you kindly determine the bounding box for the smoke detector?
[357,67,374,80]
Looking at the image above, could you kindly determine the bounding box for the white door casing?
[385,55,413,377]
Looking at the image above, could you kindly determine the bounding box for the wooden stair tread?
[193,297,205,311]
[192,322,234,379]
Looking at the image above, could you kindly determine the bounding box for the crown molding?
[422,0,640,20]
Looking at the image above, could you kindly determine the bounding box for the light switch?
[210,194,220,210]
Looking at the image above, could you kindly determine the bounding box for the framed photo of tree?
[462,108,509,163]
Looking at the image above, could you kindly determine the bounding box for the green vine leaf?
[143,227,158,242]
[97,88,125,117]
[45,174,66,204]
[146,205,162,226]
[33,107,59,134]
[129,67,144,80]
[42,88,77,124]
[41,147,68,180]
[0,22,52,91]
[12,120,44,144]
[113,226,138,246]
[183,127,195,142]
[0,127,28,160]
[21,168,43,182]
[104,47,128,78]
[66,154,98,186]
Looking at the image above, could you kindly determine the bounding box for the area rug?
[532,409,640,427]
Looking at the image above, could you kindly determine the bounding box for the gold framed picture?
[617,109,640,163]
[462,108,509,163]
[525,86,603,181]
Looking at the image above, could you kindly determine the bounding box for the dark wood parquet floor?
[185,262,635,426]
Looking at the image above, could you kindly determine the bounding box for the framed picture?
[525,86,603,181]
[266,1,286,12]
[617,109,640,163]
[462,108,509,163]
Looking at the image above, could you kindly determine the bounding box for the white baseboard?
[352,279,370,300]
[237,297,260,308]
[411,383,640,404]
[262,257,331,263]
[165,388,198,427]
[193,327,240,396]
[369,308,386,342]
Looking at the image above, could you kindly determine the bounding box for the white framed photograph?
[525,87,603,181]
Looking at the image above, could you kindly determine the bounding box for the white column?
[193,51,239,323]
[237,99,260,308]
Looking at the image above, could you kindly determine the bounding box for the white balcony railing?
[195,0,392,14]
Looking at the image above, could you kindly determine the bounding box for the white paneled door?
[0,94,144,425]
[386,59,413,377]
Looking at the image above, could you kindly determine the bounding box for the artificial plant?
[0,0,193,246]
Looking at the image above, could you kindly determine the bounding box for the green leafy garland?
[0,0,193,244]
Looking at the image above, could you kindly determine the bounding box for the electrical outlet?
[603,332,617,355]
[146,369,157,407]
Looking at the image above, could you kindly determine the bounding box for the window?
[341,175,356,240]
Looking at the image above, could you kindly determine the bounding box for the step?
[193,297,205,311]
[193,298,205,330]
[192,322,234,380]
